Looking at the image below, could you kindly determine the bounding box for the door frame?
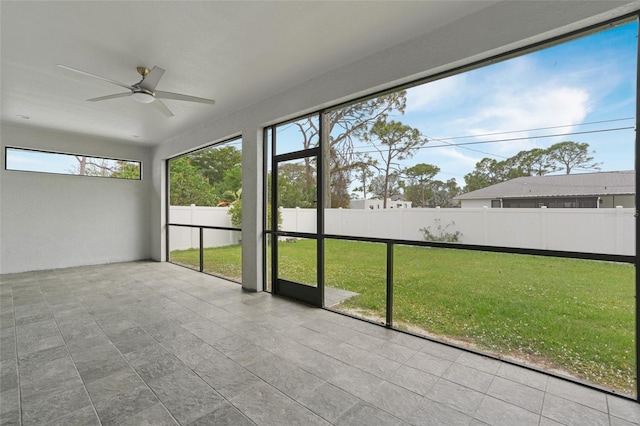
[271,146,324,307]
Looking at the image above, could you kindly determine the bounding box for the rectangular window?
[5,147,141,180]
[167,137,243,283]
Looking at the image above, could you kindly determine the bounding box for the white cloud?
[466,85,591,155]
[405,74,466,113]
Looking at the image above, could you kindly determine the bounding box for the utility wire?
[438,117,635,141]
[349,126,634,154]
[424,126,634,149]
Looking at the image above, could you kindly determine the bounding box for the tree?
[403,163,440,207]
[277,162,316,208]
[462,141,602,192]
[72,156,140,179]
[292,91,407,207]
[190,146,242,186]
[463,158,513,192]
[189,146,242,200]
[363,120,427,208]
[429,178,462,207]
[512,148,558,176]
[547,141,601,174]
[369,173,403,200]
[169,157,218,206]
[352,163,376,200]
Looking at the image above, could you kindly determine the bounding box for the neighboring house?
[454,170,635,208]
[350,197,412,210]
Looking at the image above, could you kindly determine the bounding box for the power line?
[419,132,509,159]
[437,117,635,141]
[423,126,634,149]
[347,126,633,155]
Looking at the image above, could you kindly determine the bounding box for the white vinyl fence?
[169,206,238,251]
[170,205,635,256]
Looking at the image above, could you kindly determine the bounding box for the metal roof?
[455,170,635,200]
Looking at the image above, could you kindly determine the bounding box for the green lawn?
[170,244,242,283]
[171,239,636,395]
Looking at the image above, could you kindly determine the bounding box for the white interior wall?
[0,125,153,274]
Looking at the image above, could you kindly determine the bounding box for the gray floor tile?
[407,398,472,426]
[133,351,190,382]
[546,376,608,413]
[327,365,384,401]
[18,353,77,386]
[539,417,565,426]
[246,353,325,400]
[52,403,101,425]
[542,393,609,426]
[148,369,226,424]
[473,395,540,426]
[607,395,640,424]
[108,325,158,354]
[455,352,501,375]
[486,376,544,414]
[0,388,20,421]
[406,350,454,376]
[610,415,638,426]
[362,380,425,423]
[495,363,548,391]
[93,384,159,426]
[22,385,92,426]
[118,402,179,426]
[297,382,361,423]
[425,379,485,417]
[188,402,255,426]
[195,359,266,400]
[18,344,68,371]
[230,380,330,425]
[336,400,409,426]
[419,340,463,361]
[353,351,402,379]
[211,334,271,366]
[0,409,21,426]
[85,368,146,403]
[442,362,495,393]
[74,347,131,383]
[384,364,439,396]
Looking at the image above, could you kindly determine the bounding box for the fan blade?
[57,64,135,91]
[155,91,215,105]
[152,98,174,117]
[139,66,165,91]
[87,92,132,102]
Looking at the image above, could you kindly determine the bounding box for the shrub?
[420,219,462,242]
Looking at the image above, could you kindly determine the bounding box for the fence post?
[482,206,488,245]
[191,204,197,249]
[615,206,624,255]
[540,206,548,250]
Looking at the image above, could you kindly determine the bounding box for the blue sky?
[386,20,637,183]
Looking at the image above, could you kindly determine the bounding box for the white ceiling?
[0,1,502,145]
[3,2,638,148]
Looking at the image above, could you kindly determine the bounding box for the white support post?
[241,128,264,292]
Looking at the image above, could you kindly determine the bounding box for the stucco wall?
[0,125,153,274]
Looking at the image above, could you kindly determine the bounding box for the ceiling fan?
[57,64,215,117]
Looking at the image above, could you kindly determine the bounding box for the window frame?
[4,146,142,180]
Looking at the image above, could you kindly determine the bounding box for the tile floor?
[1,261,638,425]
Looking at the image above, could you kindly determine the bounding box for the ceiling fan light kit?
[57,64,215,117]
[132,91,155,104]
